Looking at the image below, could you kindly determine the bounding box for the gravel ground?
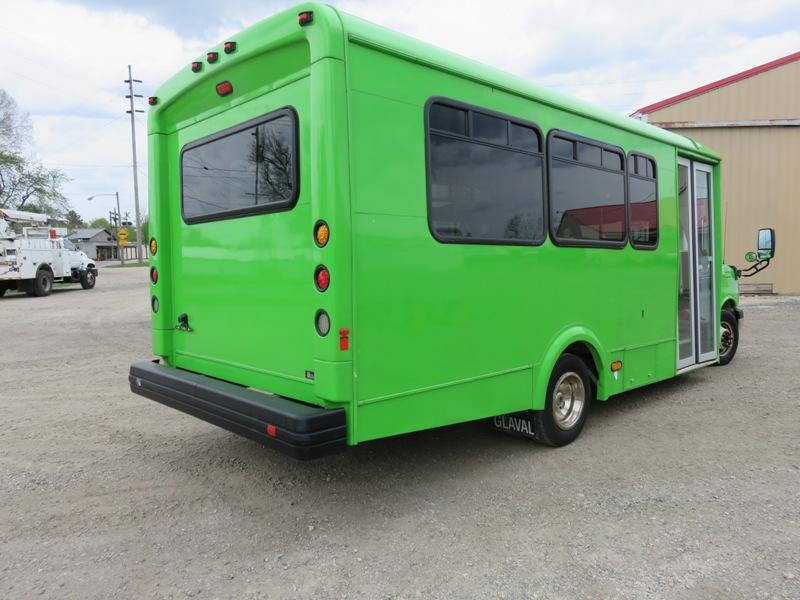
[1,267,798,599]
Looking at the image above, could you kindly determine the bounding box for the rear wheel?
[0,287,6,297]
[532,353,593,447]
[80,270,96,290]
[33,269,53,297]
[717,309,739,366]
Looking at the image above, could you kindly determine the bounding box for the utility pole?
[125,65,144,263]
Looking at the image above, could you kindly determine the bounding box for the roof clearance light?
[314,221,329,247]
[207,51,219,63]
[147,96,158,106]
[216,81,233,96]
[315,265,330,292]
[149,238,157,255]
[191,61,202,73]
[223,41,237,54]
[298,11,314,26]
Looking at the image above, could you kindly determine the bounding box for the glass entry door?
[677,159,717,369]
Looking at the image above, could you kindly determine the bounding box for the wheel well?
[722,299,736,313]
[37,264,54,275]
[563,342,599,381]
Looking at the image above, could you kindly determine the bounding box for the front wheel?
[80,270,96,290]
[717,309,739,366]
[532,353,593,447]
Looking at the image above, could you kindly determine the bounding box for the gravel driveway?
[1,267,798,599]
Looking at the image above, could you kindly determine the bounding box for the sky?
[1,0,798,222]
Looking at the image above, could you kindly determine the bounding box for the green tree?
[0,89,70,216]
[64,209,85,230]
[89,217,111,230]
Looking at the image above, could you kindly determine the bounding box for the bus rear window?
[181,109,298,224]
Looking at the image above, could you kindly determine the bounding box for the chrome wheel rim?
[720,321,734,357]
[552,372,585,430]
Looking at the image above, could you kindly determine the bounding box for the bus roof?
[153,2,719,161]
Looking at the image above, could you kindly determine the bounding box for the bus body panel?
[345,40,687,443]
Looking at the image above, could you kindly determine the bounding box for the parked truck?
[0,209,98,297]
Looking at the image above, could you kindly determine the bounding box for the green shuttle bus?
[129,4,776,458]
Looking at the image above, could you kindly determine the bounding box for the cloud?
[1,0,798,220]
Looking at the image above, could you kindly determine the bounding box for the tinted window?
[550,139,626,244]
[603,149,622,171]
[472,112,507,145]
[430,104,467,135]
[628,153,658,247]
[509,123,540,152]
[429,135,544,242]
[578,143,601,166]
[552,137,574,159]
[629,177,657,246]
[182,113,296,223]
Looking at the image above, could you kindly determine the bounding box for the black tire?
[531,353,593,447]
[717,309,739,366]
[0,287,6,297]
[33,269,53,297]
[80,270,96,290]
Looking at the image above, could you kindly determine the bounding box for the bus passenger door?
[677,159,716,370]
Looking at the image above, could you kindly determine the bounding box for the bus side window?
[548,132,626,247]
[627,153,658,249]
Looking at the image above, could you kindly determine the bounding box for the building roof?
[633,50,800,116]
[70,228,116,241]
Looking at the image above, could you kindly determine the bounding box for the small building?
[632,51,800,294]
[69,228,119,261]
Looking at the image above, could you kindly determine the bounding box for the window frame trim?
[546,128,628,249]
[180,106,300,226]
[626,150,660,250]
[424,96,547,247]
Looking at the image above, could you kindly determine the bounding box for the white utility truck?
[0,209,98,297]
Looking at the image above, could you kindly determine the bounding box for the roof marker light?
[224,41,237,54]
[216,81,233,96]
[298,11,314,26]
[207,51,219,63]
[147,96,158,106]
[191,61,202,72]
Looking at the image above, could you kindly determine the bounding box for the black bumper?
[128,361,347,459]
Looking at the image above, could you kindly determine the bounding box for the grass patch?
[106,262,149,268]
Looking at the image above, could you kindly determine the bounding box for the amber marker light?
[149,238,158,255]
[611,361,623,372]
[314,221,329,247]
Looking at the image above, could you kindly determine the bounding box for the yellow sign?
[118,229,129,243]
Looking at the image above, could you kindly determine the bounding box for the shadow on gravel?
[1,287,84,300]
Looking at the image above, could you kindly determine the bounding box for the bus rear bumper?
[128,360,347,459]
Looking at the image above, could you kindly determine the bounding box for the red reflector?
[147,96,158,106]
[191,61,202,72]
[315,266,330,291]
[223,41,236,53]
[207,51,219,63]
[266,424,277,438]
[298,11,314,25]
[339,328,350,351]
[216,81,233,96]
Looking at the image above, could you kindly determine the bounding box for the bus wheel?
[717,309,739,366]
[33,269,54,297]
[533,353,593,447]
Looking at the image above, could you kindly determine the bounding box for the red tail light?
[150,267,158,284]
[223,41,236,53]
[207,51,219,63]
[216,81,233,96]
[191,61,202,72]
[298,11,314,26]
[314,265,330,292]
